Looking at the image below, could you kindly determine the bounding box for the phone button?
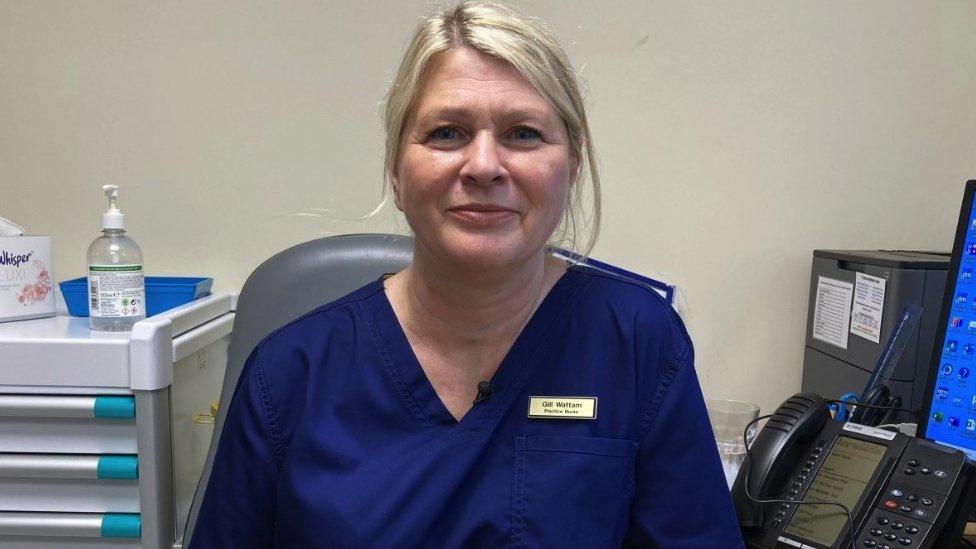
[899,505,913,513]
[884,533,898,541]
[897,537,912,545]
[876,516,890,525]
[919,467,931,475]
[862,540,877,547]
[908,459,919,467]
[890,489,903,497]
[904,525,919,534]
[903,467,916,475]
[906,494,917,502]
[890,522,903,530]
[934,469,947,478]
[885,500,898,509]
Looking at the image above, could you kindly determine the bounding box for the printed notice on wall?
[812,276,854,349]
[850,272,886,343]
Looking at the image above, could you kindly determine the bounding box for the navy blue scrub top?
[191,265,744,548]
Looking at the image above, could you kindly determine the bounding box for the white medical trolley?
[0,294,234,549]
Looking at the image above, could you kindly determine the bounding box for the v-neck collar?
[364,265,587,434]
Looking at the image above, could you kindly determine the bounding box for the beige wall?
[3,1,975,413]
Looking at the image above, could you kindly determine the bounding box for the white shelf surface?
[0,294,235,391]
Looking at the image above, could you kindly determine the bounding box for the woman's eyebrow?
[419,106,473,122]
[499,107,553,122]
[419,106,556,124]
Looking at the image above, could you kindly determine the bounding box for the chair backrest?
[182,233,413,546]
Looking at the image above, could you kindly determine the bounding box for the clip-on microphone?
[473,381,495,404]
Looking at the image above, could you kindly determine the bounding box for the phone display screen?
[926,191,976,460]
[785,436,886,546]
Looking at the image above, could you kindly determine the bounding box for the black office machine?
[802,250,949,412]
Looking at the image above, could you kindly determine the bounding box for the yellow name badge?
[527,397,598,419]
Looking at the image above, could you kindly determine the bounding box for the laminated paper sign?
[812,276,854,350]
[850,272,886,343]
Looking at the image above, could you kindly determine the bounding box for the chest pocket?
[510,434,638,548]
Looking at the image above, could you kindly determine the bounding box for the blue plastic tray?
[59,276,213,318]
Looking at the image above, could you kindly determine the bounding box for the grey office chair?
[181,233,413,547]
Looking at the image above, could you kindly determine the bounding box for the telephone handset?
[732,393,830,529]
[732,392,975,549]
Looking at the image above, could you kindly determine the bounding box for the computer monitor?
[921,179,976,459]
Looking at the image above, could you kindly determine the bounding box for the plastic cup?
[706,399,760,488]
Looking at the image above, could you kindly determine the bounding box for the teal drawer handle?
[0,512,140,538]
[96,455,138,479]
[0,454,137,479]
[101,513,140,538]
[93,396,135,419]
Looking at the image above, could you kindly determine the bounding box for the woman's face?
[394,48,577,273]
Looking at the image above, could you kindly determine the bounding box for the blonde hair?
[382,1,601,257]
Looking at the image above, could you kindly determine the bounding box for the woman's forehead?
[426,48,520,83]
[411,49,559,121]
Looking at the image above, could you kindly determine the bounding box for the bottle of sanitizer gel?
[88,185,145,331]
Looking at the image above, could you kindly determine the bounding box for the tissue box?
[0,236,55,322]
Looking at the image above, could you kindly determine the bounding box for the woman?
[191,2,743,547]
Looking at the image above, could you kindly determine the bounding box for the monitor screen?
[785,436,887,546]
[923,180,976,460]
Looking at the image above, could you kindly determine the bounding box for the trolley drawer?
[0,454,139,513]
[0,512,140,539]
[0,537,140,548]
[0,395,136,454]
[0,395,135,419]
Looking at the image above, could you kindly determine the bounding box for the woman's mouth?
[448,204,518,223]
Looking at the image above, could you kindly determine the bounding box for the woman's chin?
[434,238,535,273]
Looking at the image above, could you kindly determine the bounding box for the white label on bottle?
[88,264,145,318]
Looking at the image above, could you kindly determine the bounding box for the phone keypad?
[860,509,928,547]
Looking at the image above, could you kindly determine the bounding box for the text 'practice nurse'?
[190,2,744,547]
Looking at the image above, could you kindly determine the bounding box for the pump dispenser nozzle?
[101,185,125,230]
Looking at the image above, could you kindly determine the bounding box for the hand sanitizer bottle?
[87,185,145,331]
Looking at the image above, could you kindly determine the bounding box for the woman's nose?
[459,131,507,186]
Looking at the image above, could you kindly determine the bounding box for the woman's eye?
[511,126,541,141]
[429,127,460,141]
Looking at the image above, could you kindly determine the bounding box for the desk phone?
[732,393,973,549]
